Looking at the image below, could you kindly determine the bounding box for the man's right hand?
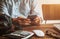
[12,17,31,26]
[17,17,31,25]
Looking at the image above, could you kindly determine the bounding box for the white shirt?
[2,0,41,18]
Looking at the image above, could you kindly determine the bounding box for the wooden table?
[0,24,58,39]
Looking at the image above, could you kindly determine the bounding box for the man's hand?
[17,17,31,25]
[12,15,41,26]
[32,16,40,24]
[12,17,31,26]
[28,15,40,25]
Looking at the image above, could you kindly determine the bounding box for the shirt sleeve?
[2,4,10,16]
[30,0,41,17]
[0,0,9,15]
[2,0,13,16]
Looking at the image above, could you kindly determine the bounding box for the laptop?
[5,30,34,39]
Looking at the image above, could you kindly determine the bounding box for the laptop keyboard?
[10,30,32,37]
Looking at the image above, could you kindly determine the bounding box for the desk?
[23,24,56,39]
[0,24,57,39]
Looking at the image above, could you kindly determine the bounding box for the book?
[53,24,60,33]
[54,24,60,31]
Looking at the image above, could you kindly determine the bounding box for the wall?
[38,0,60,24]
[43,0,60,4]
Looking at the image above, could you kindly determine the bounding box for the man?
[0,0,41,25]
